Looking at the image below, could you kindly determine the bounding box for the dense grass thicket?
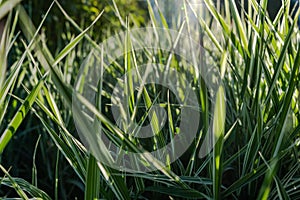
[0,0,300,199]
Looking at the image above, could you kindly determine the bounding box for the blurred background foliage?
[23,0,148,53]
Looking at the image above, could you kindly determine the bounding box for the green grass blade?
[52,10,104,66]
[1,176,51,200]
[0,165,29,200]
[85,154,100,200]
[264,19,295,105]
[228,0,248,51]
[0,11,9,89]
[35,114,87,182]
[257,29,300,200]
[0,75,46,153]
[185,0,223,52]
[97,162,130,200]
[222,164,268,197]
[213,85,226,200]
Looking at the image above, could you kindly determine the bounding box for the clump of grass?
[0,0,299,199]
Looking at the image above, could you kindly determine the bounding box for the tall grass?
[0,0,299,199]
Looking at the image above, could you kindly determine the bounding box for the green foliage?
[0,0,300,199]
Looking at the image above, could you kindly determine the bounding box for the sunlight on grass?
[0,0,299,199]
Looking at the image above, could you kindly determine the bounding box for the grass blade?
[0,75,46,153]
[85,154,100,200]
[0,165,29,200]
